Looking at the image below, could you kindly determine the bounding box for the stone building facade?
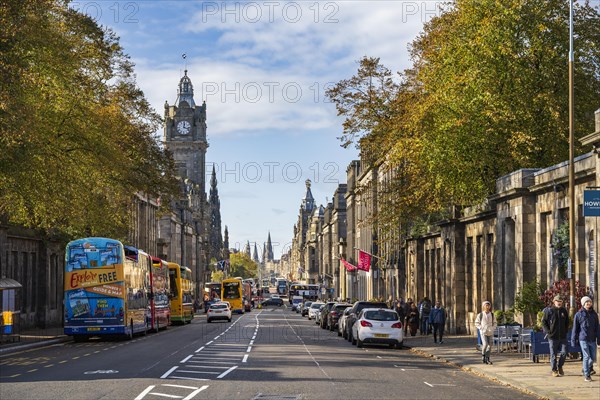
[287,109,600,335]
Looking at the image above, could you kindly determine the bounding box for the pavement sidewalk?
[0,326,69,355]
[404,334,600,400]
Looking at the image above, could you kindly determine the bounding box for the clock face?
[177,120,191,135]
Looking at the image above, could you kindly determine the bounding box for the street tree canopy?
[228,253,258,279]
[0,0,178,240]
[327,0,600,236]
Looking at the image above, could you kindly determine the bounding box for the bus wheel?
[186,314,192,324]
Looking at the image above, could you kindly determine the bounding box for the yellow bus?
[221,278,244,314]
[168,262,194,324]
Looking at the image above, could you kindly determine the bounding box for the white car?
[207,303,232,323]
[351,308,403,349]
[338,307,352,338]
[307,302,324,320]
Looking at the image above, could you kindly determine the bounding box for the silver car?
[307,302,324,320]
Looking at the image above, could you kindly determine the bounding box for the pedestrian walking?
[475,300,496,364]
[428,301,446,344]
[571,296,600,382]
[419,297,432,335]
[542,294,570,377]
[406,302,420,337]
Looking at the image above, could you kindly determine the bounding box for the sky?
[78,0,444,258]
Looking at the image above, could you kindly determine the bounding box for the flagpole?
[353,247,383,260]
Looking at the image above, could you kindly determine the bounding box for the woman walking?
[475,300,496,364]
[406,302,420,337]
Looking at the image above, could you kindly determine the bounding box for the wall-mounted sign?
[583,190,600,217]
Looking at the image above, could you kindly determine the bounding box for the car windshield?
[364,310,398,321]
[310,303,323,309]
[211,304,228,310]
[335,305,350,312]
[305,302,313,307]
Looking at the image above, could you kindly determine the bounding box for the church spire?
[301,179,315,212]
[252,243,260,264]
[244,241,251,257]
[208,163,222,261]
[266,231,274,262]
[210,164,217,189]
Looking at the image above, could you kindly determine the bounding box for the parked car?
[308,302,324,320]
[327,303,352,331]
[345,301,388,343]
[338,307,352,338]
[314,304,326,325]
[301,301,313,317]
[290,296,304,312]
[207,303,232,323]
[351,308,403,349]
[261,297,284,307]
[319,302,337,329]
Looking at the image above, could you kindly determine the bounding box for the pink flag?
[357,250,371,272]
[340,258,356,272]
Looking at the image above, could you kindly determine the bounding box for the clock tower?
[164,70,208,192]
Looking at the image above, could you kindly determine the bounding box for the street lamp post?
[568,0,576,316]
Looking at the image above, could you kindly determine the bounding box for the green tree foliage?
[551,221,570,280]
[210,270,224,283]
[514,280,545,319]
[0,0,178,239]
[327,0,600,232]
[228,253,258,279]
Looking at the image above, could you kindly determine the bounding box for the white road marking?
[246,346,252,353]
[216,366,238,379]
[162,384,199,389]
[180,355,193,363]
[424,382,456,387]
[170,376,210,381]
[184,365,231,369]
[134,385,155,400]
[206,341,213,345]
[147,393,180,398]
[182,386,209,400]
[242,355,249,363]
[194,346,205,353]
[161,366,178,379]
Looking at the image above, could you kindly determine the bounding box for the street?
[1,307,536,400]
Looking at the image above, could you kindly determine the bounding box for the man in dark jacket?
[428,301,446,344]
[571,296,600,382]
[542,294,570,377]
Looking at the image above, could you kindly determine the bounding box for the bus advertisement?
[289,283,320,299]
[221,278,244,314]
[64,238,149,340]
[150,256,171,331]
[168,262,194,324]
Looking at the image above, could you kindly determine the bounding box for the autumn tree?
[0,0,178,240]
[327,0,600,237]
[228,252,258,279]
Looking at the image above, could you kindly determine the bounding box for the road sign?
[583,190,600,216]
